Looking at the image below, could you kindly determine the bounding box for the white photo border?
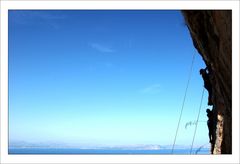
[0,0,239,163]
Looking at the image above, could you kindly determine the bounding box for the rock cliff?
[182,10,232,154]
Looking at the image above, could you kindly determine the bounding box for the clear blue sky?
[9,10,209,148]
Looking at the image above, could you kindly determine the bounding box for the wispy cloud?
[103,62,114,68]
[11,10,67,21]
[9,11,66,29]
[90,43,115,53]
[140,84,161,94]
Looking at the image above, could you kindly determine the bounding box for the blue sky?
[9,10,209,148]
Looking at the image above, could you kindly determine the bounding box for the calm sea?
[9,148,210,155]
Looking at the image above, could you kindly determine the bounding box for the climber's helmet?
[200,69,205,75]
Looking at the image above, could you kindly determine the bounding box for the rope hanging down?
[190,87,205,154]
[171,51,196,154]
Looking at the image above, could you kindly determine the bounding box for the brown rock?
[181,10,232,154]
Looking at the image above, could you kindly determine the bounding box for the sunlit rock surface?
[182,11,232,154]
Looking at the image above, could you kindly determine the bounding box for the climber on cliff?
[200,67,213,105]
[206,108,214,144]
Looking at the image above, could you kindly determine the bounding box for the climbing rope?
[171,51,196,154]
[190,87,205,154]
[194,142,209,154]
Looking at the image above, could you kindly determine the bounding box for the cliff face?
[182,11,232,154]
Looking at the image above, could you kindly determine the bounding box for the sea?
[9,148,210,155]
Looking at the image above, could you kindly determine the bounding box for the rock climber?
[206,108,214,144]
[200,67,213,105]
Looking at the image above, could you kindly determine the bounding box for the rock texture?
[182,11,232,154]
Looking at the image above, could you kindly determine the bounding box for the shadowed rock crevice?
[182,10,232,154]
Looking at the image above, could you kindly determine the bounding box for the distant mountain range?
[9,141,210,150]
